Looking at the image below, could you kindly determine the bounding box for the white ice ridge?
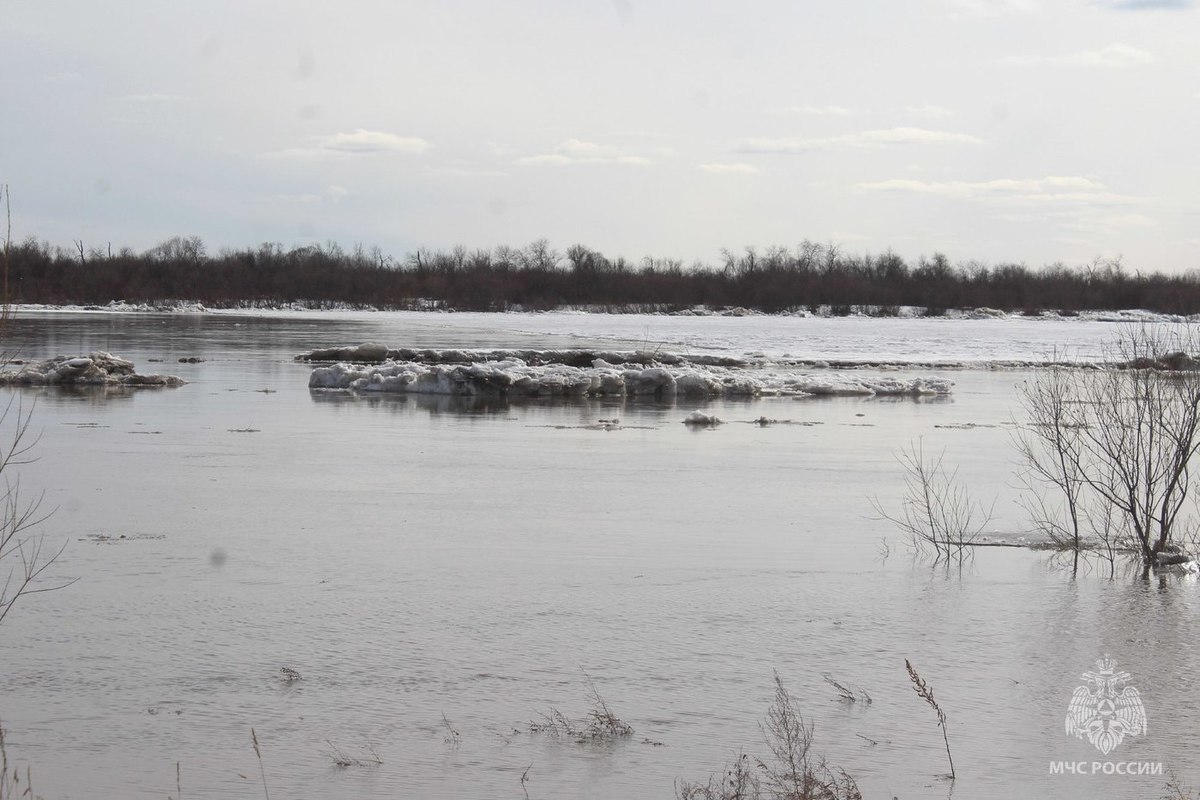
[307,353,952,399]
[0,352,186,387]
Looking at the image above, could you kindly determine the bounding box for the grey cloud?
[1099,0,1192,9]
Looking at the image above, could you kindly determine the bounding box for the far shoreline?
[11,300,1200,325]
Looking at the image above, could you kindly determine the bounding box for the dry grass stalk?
[0,721,28,800]
[905,659,955,780]
[250,728,271,800]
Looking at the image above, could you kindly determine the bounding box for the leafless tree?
[1015,325,1200,574]
[0,184,74,627]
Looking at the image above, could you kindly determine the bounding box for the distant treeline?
[5,235,1200,314]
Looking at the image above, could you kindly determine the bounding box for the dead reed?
[904,659,955,780]
[0,721,40,800]
[250,728,271,800]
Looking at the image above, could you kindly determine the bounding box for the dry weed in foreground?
[905,659,955,780]
[0,721,41,800]
[1165,770,1200,799]
[676,672,862,800]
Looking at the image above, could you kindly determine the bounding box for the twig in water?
[521,763,532,800]
[905,659,955,780]
[821,673,872,705]
[324,739,383,768]
[441,713,461,746]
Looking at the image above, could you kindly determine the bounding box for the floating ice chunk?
[0,352,184,387]
[682,411,721,425]
[297,342,390,362]
[627,367,677,396]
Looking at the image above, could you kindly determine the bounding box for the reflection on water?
[0,311,1196,800]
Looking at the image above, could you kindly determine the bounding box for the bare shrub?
[529,669,633,743]
[676,672,861,800]
[872,439,993,562]
[676,751,761,800]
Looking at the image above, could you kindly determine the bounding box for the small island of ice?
[305,345,953,400]
[0,352,186,387]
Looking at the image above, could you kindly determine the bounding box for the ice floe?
[0,352,186,387]
[305,345,953,399]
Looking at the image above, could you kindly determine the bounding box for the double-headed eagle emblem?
[1065,655,1147,755]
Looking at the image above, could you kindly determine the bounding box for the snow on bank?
[15,301,209,313]
[306,347,952,399]
[14,301,1199,325]
[0,352,186,387]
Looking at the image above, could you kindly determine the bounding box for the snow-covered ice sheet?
[277,309,1182,364]
[307,350,953,399]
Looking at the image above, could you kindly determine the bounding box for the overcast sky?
[4,0,1198,272]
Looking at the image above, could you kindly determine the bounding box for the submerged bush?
[677,672,861,800]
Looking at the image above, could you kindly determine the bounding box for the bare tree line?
[5,236,1199,313]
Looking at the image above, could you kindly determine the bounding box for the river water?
[0,310,1196,799]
